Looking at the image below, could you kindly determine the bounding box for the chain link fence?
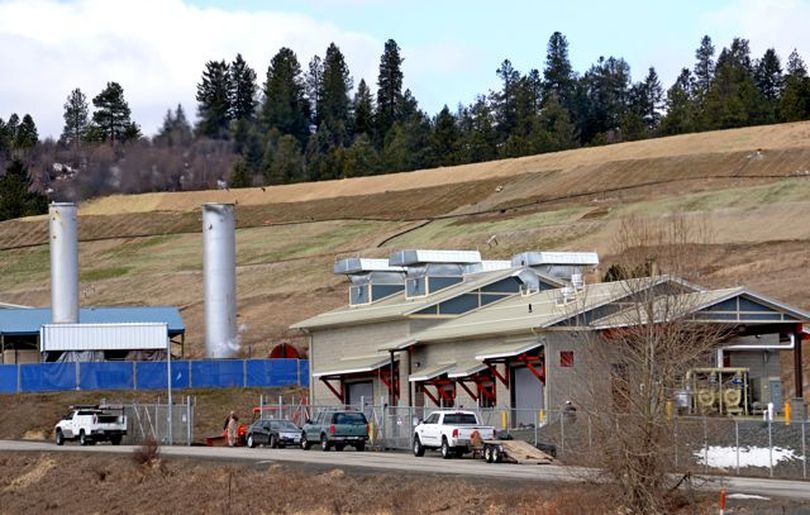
[254,397,808,480]
[103,396,195,446]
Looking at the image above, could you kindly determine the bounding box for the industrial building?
[293,250,809,422]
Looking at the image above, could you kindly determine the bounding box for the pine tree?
[6,114,19,145]
[0,118,9,156]
[229,53,258,122]
[538,92,577,151]
[157,104,192,146]
[196,60,232,139]
[780,49,810,121]
[352,79,374,137]
[754,48,783,123]
[431,105,459,166]
[0,159,47,221]
[14,114,38,149]
[579,56,631,143]
[625,67,664,137]
[694,35,715,99]
[376,39,404,142]
[91,81,138,144]
[305,55,323,125]
[703,39,760,129]
[494,59,521,141]
[343,133,379,177]
[660,68,696,135]
[61,88,89,148]
[267,134,304,184]
[456,96,497,163]
[261,47,310,145]
[319,43,353,145]
[543,31,575,109]
[229,158,253,188]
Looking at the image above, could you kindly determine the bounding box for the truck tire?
[335,443,345,451]
[484,445,493,463]
[269,435,278,449]
[301,433,312,450]
[412,435,425,457]
[55,429,64,446]
[492,446,502,463]
[355,442,365,452]
[247,434,255,448]
[79,430,89,447]
[441,438,452,459]
[110,436,122,446]
[320,433,331,452]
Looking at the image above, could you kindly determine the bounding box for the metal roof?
[311,354,391,378]
[409,362,456,382]
[333,258,405,274]
[475,339,544,361]
[592,287,810,328]
[511,251,599,267]
[291,267,520,330]
[389,249,481,266]
[447,360,489,378]
[0,307,185,336]
[385,276,692,345]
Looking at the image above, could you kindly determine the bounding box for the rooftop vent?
[512,251,599,282]
[335,258,406,306]
[389,250,483,299]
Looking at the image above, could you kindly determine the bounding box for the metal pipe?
[202,203,237,358]
[49,202,79,324]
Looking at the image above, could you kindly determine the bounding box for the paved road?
[2,440,808,500]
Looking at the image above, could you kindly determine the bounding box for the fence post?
[243,359,248,388]
[16,364,21,393]
[673,416,679,469]
[802,417,807,480]
[186,395,192,446]
[259,394,264,420]
[560,410,565,455]
[768,417,773,478]
[132,361,137,391]
[297,359,302,387]
[703,415,709,471]
[75,361,80,391]
[587,414,593,452]
[735,419,740,475]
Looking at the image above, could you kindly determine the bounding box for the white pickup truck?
[54,406,127,446]
[412,410,496,459]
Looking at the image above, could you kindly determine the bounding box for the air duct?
[202,203,238,358]
[49,202,79,324]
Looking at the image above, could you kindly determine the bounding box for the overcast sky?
[1,0,808,139]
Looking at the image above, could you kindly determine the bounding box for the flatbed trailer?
[480,439,554,464]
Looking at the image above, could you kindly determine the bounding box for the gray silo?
[202,203,238,358]
[49,202,79,324]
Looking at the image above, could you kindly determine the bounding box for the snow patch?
[695,445,803,469]
[726,493,770,500]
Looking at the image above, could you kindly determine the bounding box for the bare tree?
[568,214,731,512]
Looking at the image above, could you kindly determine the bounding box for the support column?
[795,326,804,399]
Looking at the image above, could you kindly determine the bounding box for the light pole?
[166,324,173,446]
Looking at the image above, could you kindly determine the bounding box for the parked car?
[413,410,496,459]
[246,418,302,448]
[300,410,368,451]
[54,405,127,446]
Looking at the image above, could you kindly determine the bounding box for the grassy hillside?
[1,121,810,357]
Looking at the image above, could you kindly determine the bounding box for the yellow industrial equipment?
[686,367,749,416]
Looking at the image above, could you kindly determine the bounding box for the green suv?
[300,410,369,451]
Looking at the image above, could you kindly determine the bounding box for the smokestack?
[49,202,79,324]
[202,203,238,358]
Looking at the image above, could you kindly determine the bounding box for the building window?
[560,351,574,368]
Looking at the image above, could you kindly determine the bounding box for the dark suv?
[300,410,369,451]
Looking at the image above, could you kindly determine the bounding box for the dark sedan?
[246,419,302,448]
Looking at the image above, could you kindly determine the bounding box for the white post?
[167,331,173,446]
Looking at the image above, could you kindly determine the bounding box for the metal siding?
[41,323,168,351]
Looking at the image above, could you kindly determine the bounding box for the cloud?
[0,0,382,138]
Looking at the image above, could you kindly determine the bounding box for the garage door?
[345,381,373,408]
[513,366,543,427]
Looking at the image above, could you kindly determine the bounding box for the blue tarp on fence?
[0,359,307,393]
[79,361,134,391]
[134,361,191,390]
[19,362,77,392]
[0,365,16,393]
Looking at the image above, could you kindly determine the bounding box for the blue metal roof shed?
[0,307,185,337]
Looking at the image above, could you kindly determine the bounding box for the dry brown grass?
[0,452,752,514]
